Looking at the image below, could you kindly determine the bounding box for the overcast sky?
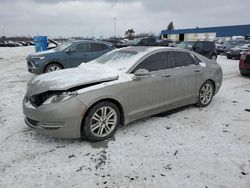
[0,0,249,38]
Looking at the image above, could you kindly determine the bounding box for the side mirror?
[133,69,150,80]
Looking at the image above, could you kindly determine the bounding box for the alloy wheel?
[90,106,117,138]
[47,65,62,72]
[199,83,213,105]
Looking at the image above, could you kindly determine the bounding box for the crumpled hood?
[26,64,119,96]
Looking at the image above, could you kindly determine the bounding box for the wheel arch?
[206,79,216,95]
[81,98,125,135]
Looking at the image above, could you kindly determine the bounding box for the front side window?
[171,51,195,68]
[70,43,90,52]
[132,52,171,73]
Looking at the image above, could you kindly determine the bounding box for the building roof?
[161,24,250,37]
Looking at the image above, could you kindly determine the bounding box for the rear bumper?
[239,67,250,75]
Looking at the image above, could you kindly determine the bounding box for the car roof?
[119,46,189,54]
[68,39,112,45]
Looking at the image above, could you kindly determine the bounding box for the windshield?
[87,50,139,72]
[178,42,195,49]
[53,41,74,51]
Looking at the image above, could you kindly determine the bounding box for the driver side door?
[128,51,173,120]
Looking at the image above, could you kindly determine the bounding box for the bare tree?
[167,21,174,30]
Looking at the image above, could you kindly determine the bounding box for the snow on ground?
[0,47,249,188]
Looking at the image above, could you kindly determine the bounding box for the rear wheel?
[45,63,63,73]
[82,101,120,142]
[227,55,232,59]
[196,81,214,107]
[211,54,217,61]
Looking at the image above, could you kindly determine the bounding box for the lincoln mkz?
[23,47,223,141]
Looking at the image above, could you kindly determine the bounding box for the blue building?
[161,24,250,41]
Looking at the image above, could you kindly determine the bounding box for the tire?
[211,54,217,61]
[240,72,248,76]
[44,63,63,73]
[82,101,120,142]
[227,56,232,59]
[196,81,214,107]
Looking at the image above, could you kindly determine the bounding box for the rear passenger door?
[169,51,202,106]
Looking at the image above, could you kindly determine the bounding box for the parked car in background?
[217,40,247,54]
[0,41,7,47]
[26,40,114,74]
[178,41,217,60]
[116,37,158,48]
[23,46,222,141]
[226,43,250,59]
[239,50,250,76]
[157,39,176,47]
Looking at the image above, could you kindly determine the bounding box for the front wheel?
[82,101,120,142]
[45,63,63,73]
[196,81,214,107]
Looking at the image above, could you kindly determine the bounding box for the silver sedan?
[23,47,223,141]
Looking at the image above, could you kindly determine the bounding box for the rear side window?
[171,51,195,67]
[70,43,90,52]
[91,43,108,51]
[132,52,171,72]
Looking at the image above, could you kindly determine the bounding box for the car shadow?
[153,104,194,117]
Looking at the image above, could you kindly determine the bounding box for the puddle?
[90,136,116,149]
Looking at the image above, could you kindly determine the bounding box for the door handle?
[161,73,171,77]
[194,69,201,72]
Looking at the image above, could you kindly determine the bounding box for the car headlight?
[43,91,77,105]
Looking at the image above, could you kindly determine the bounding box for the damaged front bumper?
[23,96,87,138]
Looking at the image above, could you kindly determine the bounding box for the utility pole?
[113,17,116,38]
[2,26,5,37]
